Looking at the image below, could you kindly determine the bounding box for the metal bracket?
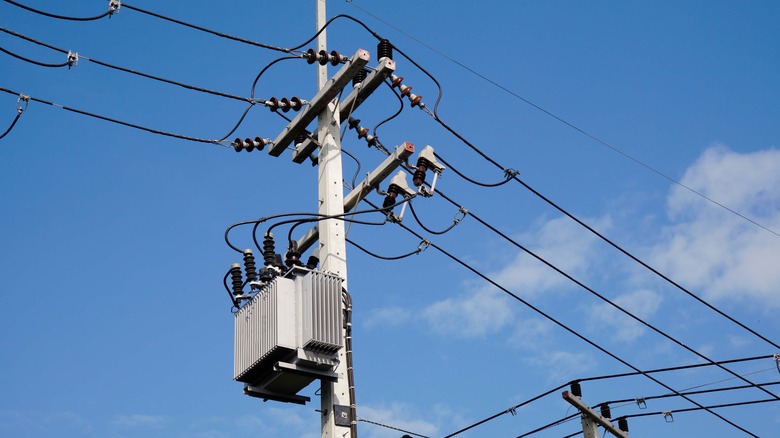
[268,48,370,157]
[334,405,352,427]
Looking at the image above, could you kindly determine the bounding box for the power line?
[358,199,760,438]
[357,417,430,438]
[0,27,258,103]
[440,354,775,437]
[1,0,119,21]
[0,45,73,68]
[347,1,780,240]
[0,87,229,146]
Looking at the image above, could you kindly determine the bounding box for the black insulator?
[273,254,285,271]
[268,97,280,111]
[352,68,367,87]
[230,264,243,296]
[290,96,303,111]
[347,117,360,131]
[243,249,258,282]
[285,250,302,268]
[232,137,245,152]
[243,138,255,152]
[318,49,329,66]
[263,233,276,267]
[367,136,378,147]
[329,50,342,66]
[305,48,317,64]
[280,97,291,112]
[259,267,273,282]
[294,132,309,146]
[600,404,611,419]
[306,255,319,270]
[412,157,429,187]
[570,381,582,397]
[253,137,266,151]
[383,185,399,210]
[617,418,628,432]
[377,39,393,60]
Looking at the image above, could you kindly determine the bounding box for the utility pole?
[316,1,352,436]
[563,390,629,438]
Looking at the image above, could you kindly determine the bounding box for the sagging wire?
[373,77,405,137]
[357,417,431,438]
[0,94,27,140]
[0,87,229,146]
[0,45,76,68]
[2,0,120,21]
[433,150,519,188]
[408,202,467,235]
[0,27,257,103]
[347,237,429,261]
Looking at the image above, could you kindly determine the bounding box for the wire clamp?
[503,168,520,179]
[16,94,29,113]
[507,407,517,417]
[416,239,430,254]
[454,206,469,223]
[66,51,79,69]
[108,0,121,15]
[662,411,674,423]
[635,397,647,409]
[774,353,780,374]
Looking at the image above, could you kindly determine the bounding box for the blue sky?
[2,1,780,437]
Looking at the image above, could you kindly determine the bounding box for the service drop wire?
[373,78,405,137]
[277,195,417,247]
[225,212,339,253]
[407,201,463,235]
[346,237,427,261]
[0,96,25,140]
[0,46,72,68]
[357,200,759,438]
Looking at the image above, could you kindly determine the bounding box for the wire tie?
[774,353,780,374]
[504,168,520,179]
[16,94,29,113]
[108,0,121,15]
[635,397,647,409]
[454,206,469,223]
[508,407,517,416]
[67,51,79,69]
[416,239,430,254]
[662,411,674,423]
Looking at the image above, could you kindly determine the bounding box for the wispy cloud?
[364,306,412,329]
[588,289,663,342]
[112,413,169,428]
[652,145,780,309]
[358,402,439,438]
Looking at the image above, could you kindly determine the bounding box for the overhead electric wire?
[407,202,464,235]
[347,1,780,240]
[618,397,780,421]
[442,354,775,438]
[0,45,72,68]
[359,199,761,438]
[0,87,229,146]
[2,0,118,21]
[357,417,430,438]
[347,236,427,261]
[0,26,264,104]
[0,96,25,140]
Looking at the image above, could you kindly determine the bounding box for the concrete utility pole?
[563,391,629,438]
[316,1,352,437]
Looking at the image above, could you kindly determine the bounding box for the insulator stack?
[617,418,629,432]
[383,184,400,210]
[389,74,424,108]
[232,137,268,152]
[263,233,276,267]
[413,156,429,187]
[347,117,378,148]
[285,242,302,268]
[600,404,611,419]
[570,381,582,397]
[243,249,257,283]
[352,68,368,87]
[267,97,303,112]
[230,263,243,296]
[294,132,309,147]
[306,254,319,270]
[304,48,347,66]
[377,39,393,60]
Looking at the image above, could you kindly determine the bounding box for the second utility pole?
[316,1,353,437]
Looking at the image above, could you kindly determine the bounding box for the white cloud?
[589,289,663,342]
[364,306,412,329]
[525,350,598,383]
[422,215,608,338]
[507,318,554,350]
[653,145,780,309]
[423,286,513,338]
[112,414,168,428]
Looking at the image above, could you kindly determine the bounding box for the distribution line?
[439,355,774,437]
[0,87,229,146]
[1,0,118,21]
[0,27,257,103]
[346,1,780,239]
[359,200,760,438]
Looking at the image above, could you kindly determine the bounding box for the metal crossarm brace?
[268,49,370,157]
[296,142,415,253]
[563,391,629,438]
[292,57,396,163]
